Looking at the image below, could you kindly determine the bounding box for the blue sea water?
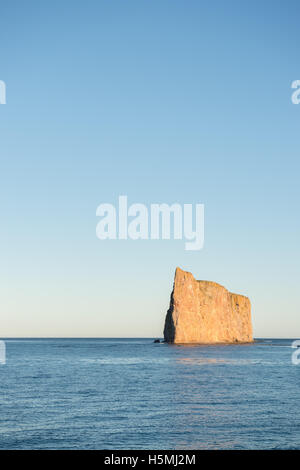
[0,338,299,450]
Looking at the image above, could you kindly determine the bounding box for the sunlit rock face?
[164,267,253,344]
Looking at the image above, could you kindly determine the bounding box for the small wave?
[80,357,171,365]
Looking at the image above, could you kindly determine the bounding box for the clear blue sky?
[0,0,299,337]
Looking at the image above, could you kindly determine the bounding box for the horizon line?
[0,336,297,340]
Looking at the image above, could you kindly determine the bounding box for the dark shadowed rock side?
[164,267,253,344]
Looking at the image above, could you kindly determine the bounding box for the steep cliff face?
[164,267,253,344]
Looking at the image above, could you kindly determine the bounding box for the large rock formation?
[164,267,253,344]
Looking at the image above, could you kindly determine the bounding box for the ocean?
[0,338,299,450]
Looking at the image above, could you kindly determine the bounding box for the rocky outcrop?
[164,267,253,344]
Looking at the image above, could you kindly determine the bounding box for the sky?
[0,0,299,337]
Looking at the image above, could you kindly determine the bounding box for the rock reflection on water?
[176,356,274,366]
[177,357,226,365]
